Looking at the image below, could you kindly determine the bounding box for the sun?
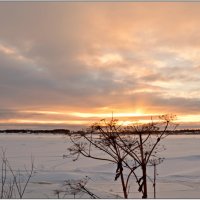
[133,108,144,116]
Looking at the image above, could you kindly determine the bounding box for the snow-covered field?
[0,134,200,198]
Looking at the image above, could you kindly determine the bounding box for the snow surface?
[0,134,200,198]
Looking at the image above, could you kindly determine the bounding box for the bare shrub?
[54,176,99,199]
[0,149,34,199]
[66,114,177,198]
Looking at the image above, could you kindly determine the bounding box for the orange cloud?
[0,3,200,129]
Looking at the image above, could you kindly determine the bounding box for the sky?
[1,2,200,130]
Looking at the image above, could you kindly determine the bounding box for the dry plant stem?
[67,115,176,199]
[139,132,147,198]
[0,150,34,199]
[112,138,128,198]
[60,177,99,199]
[125,116,174,198]
[7,160,34,198]
[80,184,99,199]
[68,126,131,198]
[153,163,156,199]
[70,136,116,163]
[146,121,169,164]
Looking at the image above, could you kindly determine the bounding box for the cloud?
[0,2,200,128]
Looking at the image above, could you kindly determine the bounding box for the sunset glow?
[1,109,200,130]
[0,3,200,130]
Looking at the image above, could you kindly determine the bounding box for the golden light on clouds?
[78,53,123,68]
[21,108,157,118]
[1,109,200,129]
[0,44,15,55]
[98,53,123,64]
[0,3,200,129]
[176,115,200,124]
[0,43,34,63]
[0,119,89,125]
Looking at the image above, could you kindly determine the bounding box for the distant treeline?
[0,129,70,134]
[170,129,200,134]
[0,129,200,135]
